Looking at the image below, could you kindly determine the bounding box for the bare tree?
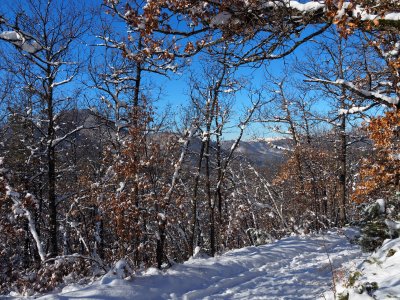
[299,29,383,225]
[0,0,91,258]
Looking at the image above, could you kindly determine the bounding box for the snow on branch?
[0,18,75,67]
[0,30,42,53]
[44,254,107,271]
[163,124,197,203]
[259,0,325,15]
[338,105,374,116]
[335,2,400,22]
[215,99,262,193]
[51,75,76,88]
[8,191,46,262]
[260,1,400,23]
[200,1,400,30]
[306,77,399,107]
[246,163,290,231]
[0,160,46,262]
[50,125,85,147]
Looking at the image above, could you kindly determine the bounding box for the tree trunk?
[190,141,205,256]
[337,114,347,226]
[156,221,166,269]
[47,83,58,257]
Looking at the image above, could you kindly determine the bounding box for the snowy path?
[38,229,364,300]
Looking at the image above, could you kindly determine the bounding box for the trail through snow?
[32,228,364,300]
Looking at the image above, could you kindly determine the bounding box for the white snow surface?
[376,199,386,214]
[23,228,364,300]
[338,106,369,115]
[325,237,400,300]
[0,31,41,53]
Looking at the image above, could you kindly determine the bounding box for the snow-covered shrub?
[338,236,400,299]
[20,257,97,295]
[0,165,41,295]
[191,246,210,259]
[352,110,400,251]
[358,198,400,252]
[100,259,133,284]
[246,228,274,246]
[352,111,400,203]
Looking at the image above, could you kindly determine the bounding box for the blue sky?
[0,0,321,142]
[0,0,383,141]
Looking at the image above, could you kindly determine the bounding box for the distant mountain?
[53,109,292,170]
[221,138,291,168]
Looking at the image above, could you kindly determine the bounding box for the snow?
[100,259,133,284]
[0,31,21,41]
[287,1,400,23]
[157,212,166,221]
[376,199,386,214]
[50,125,84,147]
[385,13,400,21]
[310,77,400,106]
[326,237,400,300]
[288,1,325,12]
[256,136,289,143]
[385,219,400,237]
[116,181,125,193]
[336,79,399,105]
[5,184,46,262]
[192,246,210,259]
[261,1,324,12]
[28,228,364,300]
[350,4,400,22]
[210,11,232,27]
[338,106,369,115]
[260,1,400,25]
[0,30,42,53]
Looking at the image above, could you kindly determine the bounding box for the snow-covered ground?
[13,228,365,300]
[327,237,400,300]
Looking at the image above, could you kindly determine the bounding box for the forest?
[0,0,400,296]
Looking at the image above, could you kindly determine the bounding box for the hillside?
[221,138,290,168]
[57,109,291,169]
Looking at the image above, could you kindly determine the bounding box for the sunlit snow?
[29,229,364,300]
